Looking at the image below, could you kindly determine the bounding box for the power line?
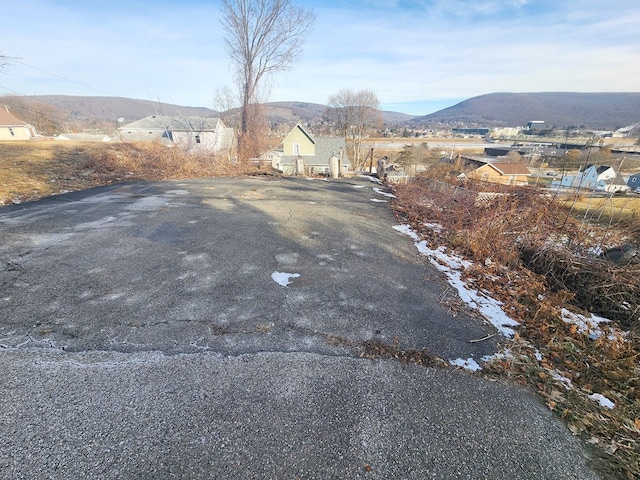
[11,59,114,97]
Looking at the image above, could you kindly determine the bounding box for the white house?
[558,165,628,192]
[118,115,235,154]
[0,106,37,140]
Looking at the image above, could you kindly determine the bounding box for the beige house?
[118,115,235,154]
[257,123,350,175]
[468,162,531,186]
[0,107,37,140]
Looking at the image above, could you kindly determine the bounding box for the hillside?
[11,95,411,129]
[410,92,640,130]
[28,95,215,123]
[5,93,638,133]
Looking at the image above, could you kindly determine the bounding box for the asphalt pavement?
[0,176,600,479]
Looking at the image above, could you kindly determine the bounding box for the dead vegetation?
[391,176,640,479]
[0,141,251,206]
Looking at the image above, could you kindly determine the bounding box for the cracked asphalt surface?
[0,176,600,479]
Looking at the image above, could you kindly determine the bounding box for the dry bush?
[521,246,639,329]
[392,176,640,479]
[80,142,250,182]
[394,178,638,327]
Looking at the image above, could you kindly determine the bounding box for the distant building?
[451,128,489,136]
[467,161,531,186]
[256,123,350,175]
[490,127,521,138]
[558,165,629,193]
[0,106,37,140]
[118,115,234,154]
[627,172,640,191]
[526,121,545,132]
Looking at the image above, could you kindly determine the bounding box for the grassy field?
[0,140,242,206]
[0,141,110,205]
[560,194,640,226]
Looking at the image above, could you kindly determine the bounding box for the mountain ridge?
[411,92,640,130]
[3,92,639,131]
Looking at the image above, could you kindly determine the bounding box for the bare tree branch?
[326,89,382,169]
[220,0,315,161]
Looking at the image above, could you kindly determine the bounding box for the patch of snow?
[393,224,420,241]
[358,175,383,184]
[561,308,610,340]
[352,185,365,189]
[423,222,443,233]
[534,349,543,361]
[550,370,574,390]
[373,187,396,198]
[370,198,387,203]
[450,358,482,371]
[589,393,615,409]
[271,272,300,287]
[481,349,514,363]
[394,224,519,338]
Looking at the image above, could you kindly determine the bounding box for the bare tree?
[326,89,381,169]
[220,0,315,161]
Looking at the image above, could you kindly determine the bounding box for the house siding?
[0,125,32,140]
[282,128,315,156]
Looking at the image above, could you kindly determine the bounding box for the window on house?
[632,178,637,183]
[293,143,300,155]
[195,135,201,144]
[8,127,15,136]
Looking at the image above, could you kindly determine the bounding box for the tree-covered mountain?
[409,92,640,130]
[3,92,638,133]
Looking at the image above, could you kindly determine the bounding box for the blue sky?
[1,0,639,116]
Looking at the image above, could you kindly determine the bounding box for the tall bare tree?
[326,89,381,169]
[220,0,315,161]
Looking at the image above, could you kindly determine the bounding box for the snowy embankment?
[392,222,620,411]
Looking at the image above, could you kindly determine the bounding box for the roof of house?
[485,162,531,175]
[120,115,223,132]
[0,107,30,127]
[584,164,614,174]
[287,123,315,145]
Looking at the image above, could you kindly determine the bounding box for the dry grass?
[559,194,640,227]
[0,140,252,206]
[392,177,639,480]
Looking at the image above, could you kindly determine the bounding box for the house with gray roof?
[117,115,234,154]
[257,123,350,175]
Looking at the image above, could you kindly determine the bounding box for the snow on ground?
[561,308,611,340]
[370,199,387,203]
[589,393,615,409]
[449,358,482,372]
[393,224,520,339]
[271,272,300,287]
[373,187,396,199]
[394,223,623,406]
[394,223,524,372]
[358,174,382,184]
